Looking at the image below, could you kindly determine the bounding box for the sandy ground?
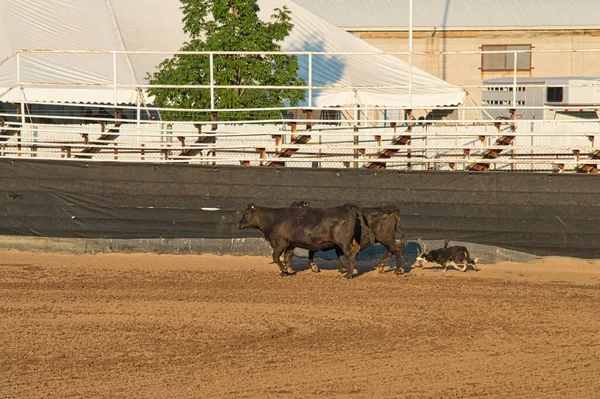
[1,250,600,398]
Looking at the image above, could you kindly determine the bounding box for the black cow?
[289,202,405,275]
[415,245,479,272]
[237,203,375,279]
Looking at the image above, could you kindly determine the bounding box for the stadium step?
[467,111,517,172]
[0,116,19,142]
[577,149,600,173]
[365,120,414,169]
[265,133,312,167]
[76,109,123,158]
[467,135,516,172]
[175,123,217,162]
[365,134,411,169]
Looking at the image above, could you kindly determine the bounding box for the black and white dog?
[416,245,479,272]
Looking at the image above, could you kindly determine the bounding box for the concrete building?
[294,0,600,115]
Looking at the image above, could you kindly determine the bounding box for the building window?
[547,87,563,102]
[481,45,532,71]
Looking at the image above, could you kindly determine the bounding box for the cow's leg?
[283,248,292,267]
[308,250,320,273]
[283,248,296,275]
[441,262,447,272]
[335,246,347,274]
[375,234,404,274]
[272,243,290,276]
[389,241,404,275]
[376,251,392,274]
[342,240,361,279]
[393,246,404,275]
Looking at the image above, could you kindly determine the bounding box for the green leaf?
[147,0,306,122]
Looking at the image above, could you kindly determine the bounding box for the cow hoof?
[279,272,288,277]
[343,272,354,279]
[394,268,404,275]
[377,266,385,274]
[310,265,320,273]
[339,268,347,274]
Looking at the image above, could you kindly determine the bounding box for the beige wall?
[352,29,600,111]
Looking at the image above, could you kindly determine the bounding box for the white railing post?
[15,51,20,88]
[113,51,118,107]
[210,52,215,110]
[308,52,313,108]
[513,50,518,107]
[136,90,141,129]
[16,51,25,134]
[408,0,413,108]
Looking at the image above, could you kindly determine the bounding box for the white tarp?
[0,0,465,107]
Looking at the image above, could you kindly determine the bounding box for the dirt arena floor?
[1,250,600,398]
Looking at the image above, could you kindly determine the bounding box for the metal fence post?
[512,50,518,107]
[113,51,118,107]
[308,53,313,108]
[210,52,215,110]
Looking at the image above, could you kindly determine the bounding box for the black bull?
[290,202,405,274]
[237,204,375,279]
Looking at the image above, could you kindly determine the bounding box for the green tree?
[147,0,305,121]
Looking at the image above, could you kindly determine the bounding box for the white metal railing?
[2,117,600,172]
[1,48,600,172]
[5,48,600,110]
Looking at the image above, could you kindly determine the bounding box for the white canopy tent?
[0,0,465,107]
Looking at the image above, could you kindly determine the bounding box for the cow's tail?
[391,208,407,247]
[346,203,375,246]
[401,232,408,247]
[394,210,401,234]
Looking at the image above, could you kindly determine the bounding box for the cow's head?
[290,200,309,208]
[237,203,259,229]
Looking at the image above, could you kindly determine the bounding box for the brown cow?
[237,203,374,279]
[289,202,405,275]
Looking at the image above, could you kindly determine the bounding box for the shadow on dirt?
[416,263,481,272]
[281,241,424,276]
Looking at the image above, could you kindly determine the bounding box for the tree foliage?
[147,0,305,121]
